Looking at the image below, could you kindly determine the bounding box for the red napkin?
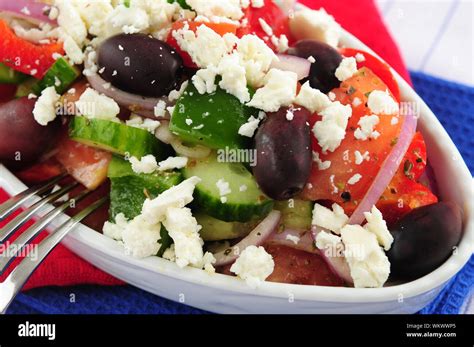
[0,0,410,291]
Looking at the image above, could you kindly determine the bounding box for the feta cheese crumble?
[347,173,362,185]
[367,90,399,115]
[312,203,349,234]
[315,230,342,251]
[75,88,120,120]
[340,224,390,288]
[129,155,159,174]
[158,156,188,171]
[238,116,260,137]
[230,245,274,288]
[294,81,331,114]
[354,115,380,140]
[335,57,357,82]
[33,86,60,126]
[354,150,370,165]
[285,234,300,245]
[312,151,331,170]
[363,206,394,251]
[312,101,352,153]
[289,8,341,47]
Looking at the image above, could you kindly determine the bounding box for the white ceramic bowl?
[1,14,473,314]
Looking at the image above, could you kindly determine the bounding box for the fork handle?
[0,197,108,314]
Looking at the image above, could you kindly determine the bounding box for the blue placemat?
[6,71,474,314]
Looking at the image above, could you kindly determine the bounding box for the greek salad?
[0,0,463,289]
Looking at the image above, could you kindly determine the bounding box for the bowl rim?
[0,12,472,305]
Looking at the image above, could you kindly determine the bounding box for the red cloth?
[0,0,410,290]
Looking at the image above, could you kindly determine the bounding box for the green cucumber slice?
[274,199,313,230]
[31,57,80,95]
[169,83,258,150]
[183,153,273,222]
[0,63,28,84]
[196,212,259,241]
[69,116,171,159]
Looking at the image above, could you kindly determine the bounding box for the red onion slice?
[213,210,281,267]
[311,226,353,285]
[84,56,168,118]
[348,111,418,224]
[271,54,311,80]
[267,228,317,254]
[0,0,55,24]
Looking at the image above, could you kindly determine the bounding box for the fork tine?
[0,189,93,275]
[0,196,108,314]
[0,182,79,243]
[0,173,67,221]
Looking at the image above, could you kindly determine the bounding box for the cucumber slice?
[169,83,258,150]
[0,63,28,84]
[69,116,171,159]
[196,212,259,241]
[31,57,80,95]
[108,156,181,256]
[183,153,273,222]
[274,199,313,230]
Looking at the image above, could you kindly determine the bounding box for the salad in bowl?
[0,0,465,292]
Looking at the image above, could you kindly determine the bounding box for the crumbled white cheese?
[158,156,188,171]
[391,116,399,125]
[192,67,218,95]
[295,81,331,113]
[363,206,393,251]
[122,215,162,258]
[33,86,60,126]
[237,34,278,88]
[168,80,189,101]
[230,245,274,288]
[141,176,201,224]
[102,213,128,241]
[239,184,248,192]
[247,68,297,112]
[163,207,204,268]
[312,203,349,234]
[312,101,352,153]
[367,90,399,115]
[289,8,341,47]
[285,234,300,245]
[217,53,251,103]
[340,224,390,288]
[154,100,167,118]
[55,0,87,45]
[315,230,342,251]
[75,88,120,120]
[352,97,362,107]
[129,155,159,174]
[186,0,244,20]
[162,244,176,262]
[307,55,316,63]
[355,52,366,62]
[126,115,161,133]
[107,4,150,35]
[271,34,289,53]
[347,173,362,185]
[354,150,370,165]
[238,116,260,137]
[335,57,357,82]
[354,115,380,140]
[216,178,232,197]
[312,151,331,170]
[258,18,273,36]
[251,0,264,8]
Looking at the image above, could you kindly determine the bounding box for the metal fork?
[0,176,108,313]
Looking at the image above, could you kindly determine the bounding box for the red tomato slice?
[166,20,239,68]
[55,135,111,190]
[301,67,402,213]
[237,0,293,51]
[376,132,438,226]
[339,47,400,102]
[0,20,64,79]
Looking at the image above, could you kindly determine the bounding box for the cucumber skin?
[0,62,28,84]
[196,212,257,241]
[274,199,313,230]
[169,83,257,150]
[31,58,80,95]
[183,155,273,223]
[69,116,171,159]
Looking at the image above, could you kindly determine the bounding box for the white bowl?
[1,20,473,314]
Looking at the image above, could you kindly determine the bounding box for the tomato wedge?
[0,20,64,79]
[376,132,438,225]
[339,47,400,102]
[15,158,64,184]
[301,67,402,213]
[237,0,293,51]
[166,20,239,68]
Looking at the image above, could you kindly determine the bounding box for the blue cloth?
[6,72,474,314]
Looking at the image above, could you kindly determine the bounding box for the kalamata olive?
[288,40,343,93]
[98,33,183,97]
[387,202,463,280]
[253,107,312,200]
[0,97,60,168]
